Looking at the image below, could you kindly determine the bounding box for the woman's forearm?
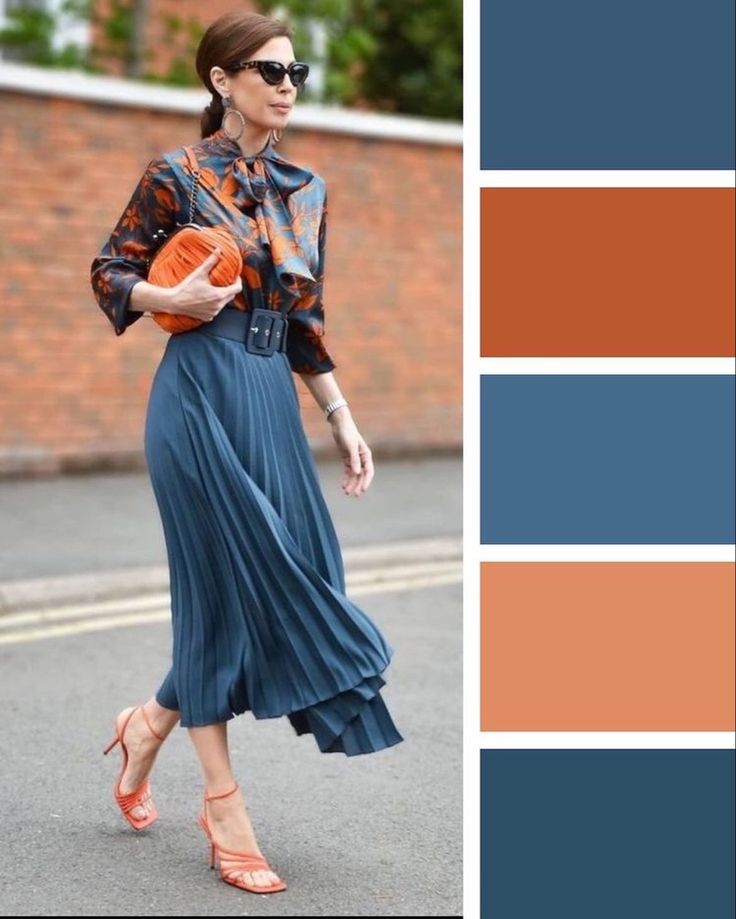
[298,370,351,423]
[129,280,176,314]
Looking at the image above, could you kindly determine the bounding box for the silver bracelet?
[324,397,348,421]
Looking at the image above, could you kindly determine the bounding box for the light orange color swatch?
[480,562,735,731]
[480,187,736,356]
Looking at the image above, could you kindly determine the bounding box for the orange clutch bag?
[147,150,243,333]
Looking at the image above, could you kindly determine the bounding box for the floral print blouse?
[89,126,336,374]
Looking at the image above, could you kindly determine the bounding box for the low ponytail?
[201,92,224,139]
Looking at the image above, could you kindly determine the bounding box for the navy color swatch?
[479,375,736,543]
[480,0,736,169]
[480,749,736,919]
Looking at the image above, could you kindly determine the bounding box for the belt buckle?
[245,308,288,356]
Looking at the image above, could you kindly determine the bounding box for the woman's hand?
[166,249,243,321]
[329,409,374,497]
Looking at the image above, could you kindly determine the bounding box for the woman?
[90,9,403,896]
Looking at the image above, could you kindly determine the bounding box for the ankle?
[205,781,240,802]
[142,698,179,739]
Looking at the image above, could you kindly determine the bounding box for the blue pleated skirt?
[142,310,403,756]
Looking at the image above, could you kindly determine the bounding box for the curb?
[0,536,462,616]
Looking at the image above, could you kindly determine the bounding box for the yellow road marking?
[0,563,461,646]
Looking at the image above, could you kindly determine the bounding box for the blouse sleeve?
[90,155,179,336]
[285,196,337,375]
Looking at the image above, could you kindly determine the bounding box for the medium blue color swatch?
[480,749,736,919]
[479,375,735,543]
[480,0,735,168]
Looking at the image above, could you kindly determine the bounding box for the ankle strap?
[205,782,239,803]
[139,704,166,742]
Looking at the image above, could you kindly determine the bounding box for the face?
[211,36,300,133]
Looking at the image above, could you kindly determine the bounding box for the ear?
[209,66,229,96]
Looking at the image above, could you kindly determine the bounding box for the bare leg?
[118,697,179,820]
[188,722,282,889]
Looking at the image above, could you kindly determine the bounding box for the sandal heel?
[102,735,120,756]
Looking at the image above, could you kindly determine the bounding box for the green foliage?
[91,0,135,72]
[0,0,204,83]
[363,0,462,118]
[0,1,88,68]
[0,0,115,72]
[159,16,206,86]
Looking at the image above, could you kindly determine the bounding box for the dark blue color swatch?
[480,375,736,543]
[480,0,736,169]
[480,749,736,919]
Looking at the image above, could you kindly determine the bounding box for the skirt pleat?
[144,327,403,755]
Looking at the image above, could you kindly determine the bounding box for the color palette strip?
[480,0,736,168]
[480,374,736,544]
[480,188,736,357]
[476,2,735,916]
[480,749,736,919]
[480,562,736,731]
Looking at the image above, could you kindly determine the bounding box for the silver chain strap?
[148,165,201,258]
[188,169,201,224]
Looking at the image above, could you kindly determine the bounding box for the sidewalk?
[0,454,462,613]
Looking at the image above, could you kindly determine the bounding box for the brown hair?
[195,10,294,139]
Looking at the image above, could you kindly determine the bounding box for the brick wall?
[0,87,461,477]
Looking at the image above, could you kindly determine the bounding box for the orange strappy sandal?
[198,783,287,894]
[102,704,166,831]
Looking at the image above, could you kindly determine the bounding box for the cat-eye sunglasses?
[227,59,310,88]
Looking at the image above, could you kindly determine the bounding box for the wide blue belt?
[195,305,289,356]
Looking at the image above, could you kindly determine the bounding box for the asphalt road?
[0,579,461,916]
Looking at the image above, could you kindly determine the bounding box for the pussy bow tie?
[208,128,322,299]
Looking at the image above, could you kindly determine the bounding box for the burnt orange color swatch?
[480,562,735,731]
[480,188,735,356]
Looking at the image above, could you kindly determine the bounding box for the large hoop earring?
[271,128,283,143]
[221,95,245,141]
